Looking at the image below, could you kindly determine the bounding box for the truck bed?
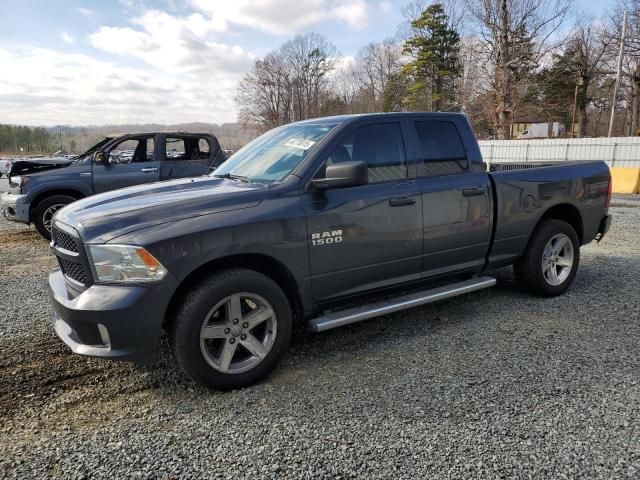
[486,161,611,269]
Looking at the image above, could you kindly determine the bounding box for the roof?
[110,131,214,137]
[294,112,467,125]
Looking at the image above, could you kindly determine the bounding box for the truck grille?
[58,257,88,285]
[52,228,78,253]
[51,224,92,288]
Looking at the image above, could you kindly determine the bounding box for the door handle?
[462,187,486,197]
[140,167,158,173]
[389,196,416,207]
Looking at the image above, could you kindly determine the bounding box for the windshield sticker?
[284,138,316,150]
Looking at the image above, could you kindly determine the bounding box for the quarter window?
[414,121,468,176]
[165,137,211,161]
[326,123,407,183]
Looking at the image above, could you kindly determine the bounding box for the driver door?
[93,136,160,193]
[302,120,422,302]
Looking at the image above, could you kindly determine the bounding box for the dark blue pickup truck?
[46,113,612,389]
[1,132,226,239]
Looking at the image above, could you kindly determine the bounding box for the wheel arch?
[29,189,85,218]
[537,203,584,244]
[164,253,305,330]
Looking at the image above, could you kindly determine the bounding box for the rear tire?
[514,219,580,297]
[170,269,292,390]
[33,195,76,240]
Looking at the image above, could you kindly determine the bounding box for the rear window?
[414,121,468,176]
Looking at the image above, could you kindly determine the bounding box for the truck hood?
[9,158,72,176]
[11,137,115,176]
[55,176,270,244]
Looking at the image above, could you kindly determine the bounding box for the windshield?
[213,123,338,183]
[72,137,114,162]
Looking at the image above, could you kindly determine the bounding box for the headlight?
[9,175,28,188]
[87,245,167,283]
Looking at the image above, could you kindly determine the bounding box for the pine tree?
[401,3,461,112]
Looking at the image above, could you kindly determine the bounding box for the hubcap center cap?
[231,325,242,337]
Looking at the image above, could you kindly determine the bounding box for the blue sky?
[0,0,621,126]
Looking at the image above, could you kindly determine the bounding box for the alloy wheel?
[541,233,574,286]
[42,204,66,233]
[199,292,277,374]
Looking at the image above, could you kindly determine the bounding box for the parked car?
[47,113,612,389]
[0,158,12,177]
[1,132,227,239]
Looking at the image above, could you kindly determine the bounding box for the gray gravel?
[0,193,639,479]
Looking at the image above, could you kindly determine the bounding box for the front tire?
[170,269,292,389]
[33,195,76,240]
[514,219,580,297]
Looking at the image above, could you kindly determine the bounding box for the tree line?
[236,0,640,139]
[0,125,55,154]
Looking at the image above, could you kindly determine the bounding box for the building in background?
[510,117,578,139]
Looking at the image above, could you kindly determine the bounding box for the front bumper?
[1,192,30,223]
[596,214,612,242]
[48,267,174,364]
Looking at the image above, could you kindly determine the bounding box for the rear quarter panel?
[488,161,610,268]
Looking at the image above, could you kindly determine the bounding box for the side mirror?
[312,161,368,190]
[93,151,106,164]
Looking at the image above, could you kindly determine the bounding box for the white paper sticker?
[284,138,316,150]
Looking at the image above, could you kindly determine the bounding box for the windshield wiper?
[214,173,251,183]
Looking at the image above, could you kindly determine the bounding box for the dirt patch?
[0,331,139,420]
[0,255,56,277]
[0,229,41,247]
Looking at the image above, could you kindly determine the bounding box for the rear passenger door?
[160,135,219,180]
[409,119,492,278]
[303,120,423,302]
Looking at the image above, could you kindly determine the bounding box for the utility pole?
[609,10,627,138]
[571,85,578,138]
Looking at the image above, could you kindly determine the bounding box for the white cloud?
[61,31,75,44]
[74,7,95,18]
[90,10,253,74]
[333,0,368,29]
[0,46,240,125]
[189,0,370,35]
[379,1,392,13]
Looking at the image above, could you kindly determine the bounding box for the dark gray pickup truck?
[46,113,612,389]
[1,132,226,239]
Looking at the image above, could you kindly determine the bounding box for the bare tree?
[608,0,640,136]
[282,33,338,121]
[235,33,338,130]
[352,39,403,110]
[465,0,573,138]
[236,52,291,130]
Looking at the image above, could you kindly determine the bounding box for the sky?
[0,0,620,126]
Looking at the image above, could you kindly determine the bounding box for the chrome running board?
[308,276,496,333]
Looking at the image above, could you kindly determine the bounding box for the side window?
[198,138,210,157]
[414,121,468,176]
[107,137,154,164]
[326,123,407,184]
[165,138,186,160]
[165,137,211,161]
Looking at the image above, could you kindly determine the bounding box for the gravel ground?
[0,191,639,479]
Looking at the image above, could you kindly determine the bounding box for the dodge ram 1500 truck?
[2,132,226,239]
[47,113,612,389]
